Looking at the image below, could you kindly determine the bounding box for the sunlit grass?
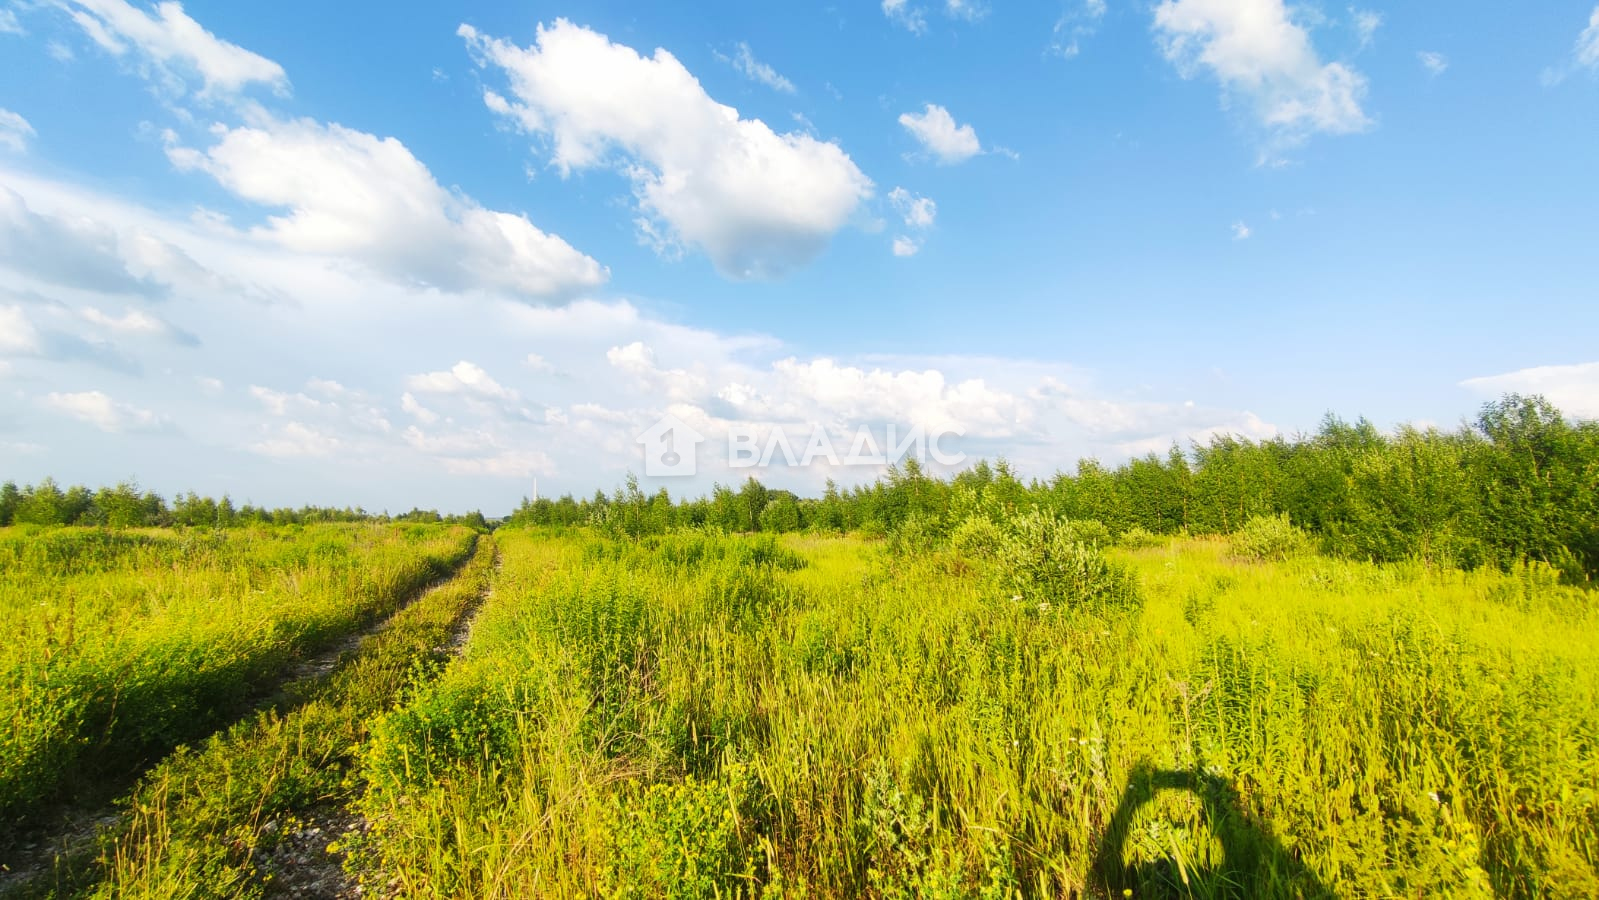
[81,536,501,900]
[353,529,1598,898]
[0,523,475,831]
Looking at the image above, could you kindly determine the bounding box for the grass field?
[0,523,476,836]
[350,528,1596,898]
[3,523,1594,898]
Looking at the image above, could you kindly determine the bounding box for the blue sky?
[1,0,1596,513]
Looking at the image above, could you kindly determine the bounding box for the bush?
[1231,514,1314,562]
[1118,525,1164,549]
[950,515,1005,559]
[609,763,764,899]
[996,511,1140,610]
[1056,517,1112,547]
[887,512,944,556]
[759,497,801,533]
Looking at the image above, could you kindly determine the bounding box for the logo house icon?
[637,413,706,477]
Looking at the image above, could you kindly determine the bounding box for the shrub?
[1118,526,1164,550]
[887,512,944,556]
[759,497,802,533]
[1056,517,1112,548]
[996,511,1140,610]
[609,763,764,899]
[950,515,1005,559]
[1231,514,1314,562]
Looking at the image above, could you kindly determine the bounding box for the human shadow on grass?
[1092,762,1335,899]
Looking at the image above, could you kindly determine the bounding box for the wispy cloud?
[882,0,928,34]
[721,42,795,94]
[1050,0,1106,58]
[1351,8,1382,50]
[0,109,34,152]
[60,0,289,101]
[1542,6,1599,85]
[884,0,988,34]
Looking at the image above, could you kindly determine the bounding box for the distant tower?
[532,477,539,504]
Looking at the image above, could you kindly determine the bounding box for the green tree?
[0,481,19,526]
[13,478,66,526]
[96,481,148,528]
[758,496,801,533]
[738,478,768,532]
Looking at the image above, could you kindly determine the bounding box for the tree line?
[0,479,490,532]
[7,394,1594,581]
[507,394,1597,583]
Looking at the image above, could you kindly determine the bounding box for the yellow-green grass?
[0,523,476,832]
[355,529,1597,898]
[67,535,503,900]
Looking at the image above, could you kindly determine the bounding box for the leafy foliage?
[502,394,1599,582]
[994,511,1140,611]
[1230,513,1315,562]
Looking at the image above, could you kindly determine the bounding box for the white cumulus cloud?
[888,187,937,229]
[899,103,982,164]
[45,389,165,432]
[80,306,197,344]
[407,360,518,402]
[607,341,707,401]
[249,421,340,457]
[62,0,288,99]
[760,358,1029,437]
[460,19,873,280]
[1153,0,1371,151]
[400,391,439,425]
[167,117,607,302]
[1461,362,1599,419]
[1417,51,1448,76]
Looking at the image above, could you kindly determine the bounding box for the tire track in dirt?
[0,538,484,898]
[253,545,502,900]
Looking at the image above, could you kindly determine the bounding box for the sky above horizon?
[1,0,1597,514]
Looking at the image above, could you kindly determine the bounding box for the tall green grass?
[0,523,475,833]
[76,535,501,900]
[354,529,1597,898]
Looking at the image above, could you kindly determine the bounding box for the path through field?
[0,537,495,900]
[253,548,502,900]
